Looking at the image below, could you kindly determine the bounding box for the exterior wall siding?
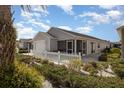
[50,39,57,52]
[33,33,51,55]
[33,28,111,55]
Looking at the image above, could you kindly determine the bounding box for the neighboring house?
[18,39,33,50]
[112,42,121,48]
[33,27,111,55]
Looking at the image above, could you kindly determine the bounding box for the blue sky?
[13,5,124,42]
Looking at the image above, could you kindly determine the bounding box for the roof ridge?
[50,27,109,42]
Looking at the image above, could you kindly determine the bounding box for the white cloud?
[58,25,72,30]
[32,6,49,16]
[75,26,93,33]
[28,19,50,30]
[20,10,50,31]
[79,10,123,25]
[21,10,33,19]
[15,23,37,39]
[116,20,124,27]
[21,7,48,20]
[99,5,117,10]
[79,12,109,24]
[57,5,74,15]
[15,22,24,28]
[33,12,41,18]
[107,10,122,19]
[17,27,37,39]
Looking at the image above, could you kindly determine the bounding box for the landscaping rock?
[43,80,53,88]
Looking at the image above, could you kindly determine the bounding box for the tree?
[0,6,16,68]
[0,5,46,70]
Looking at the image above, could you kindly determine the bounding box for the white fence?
[34,51,82,64]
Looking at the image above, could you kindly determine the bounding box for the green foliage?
[111,62,124,79]
[34,62,124,87]
[114,68,124,79]
[83,63,93,71]
[68,59,83,72]
[107,53,120,62]
[16,54,124,88]
[0,61,44,88]
[102,47,111,53]
[98,53,107,61]
[118,59,124,64]
[19,48,28,53]
[16,54,33,64]
[89,61,98,68]
[83,62,98,76]
[110,48,120,54]
[34,63,70,87]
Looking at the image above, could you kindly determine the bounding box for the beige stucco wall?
[33,33,51,56]
[19,42,24,49]
[50,39,57,52]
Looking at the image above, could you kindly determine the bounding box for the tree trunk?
[0,5,16,67]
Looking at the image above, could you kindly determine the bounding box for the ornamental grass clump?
[68,59,83,72]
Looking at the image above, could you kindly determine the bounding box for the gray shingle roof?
[34,32,56,40]
[50,27,109,42]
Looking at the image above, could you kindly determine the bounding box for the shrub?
[118,59,124,64]
[102,47,111,53]
[110,48,120,54]
[35,63,70,87]
[98,53,107,61]
[0,61,44,88]
[19,48,28,53]
[34,60,124,88]
[67,75,124,88]
[16,54,34,64]
[83,63,92,71]
[98,62,108,69]
[108,53,120,59]
[114,68,124,79]
[41,59,49,64]
[89,61,98,68]
[68,59,83,72]
[81,63,98,76]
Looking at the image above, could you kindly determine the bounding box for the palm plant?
[0,5,46,68]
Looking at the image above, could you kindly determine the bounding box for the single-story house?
[112,42,121,48]
[18,39,33,50]
[33,27,111,55]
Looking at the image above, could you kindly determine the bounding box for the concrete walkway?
[82,53,101,63]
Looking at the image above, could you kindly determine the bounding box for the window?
[91,42,94,53]
[68,42,72,49]
[82,41,87,54]
[67,40,73,53]
[98,43,100,48]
